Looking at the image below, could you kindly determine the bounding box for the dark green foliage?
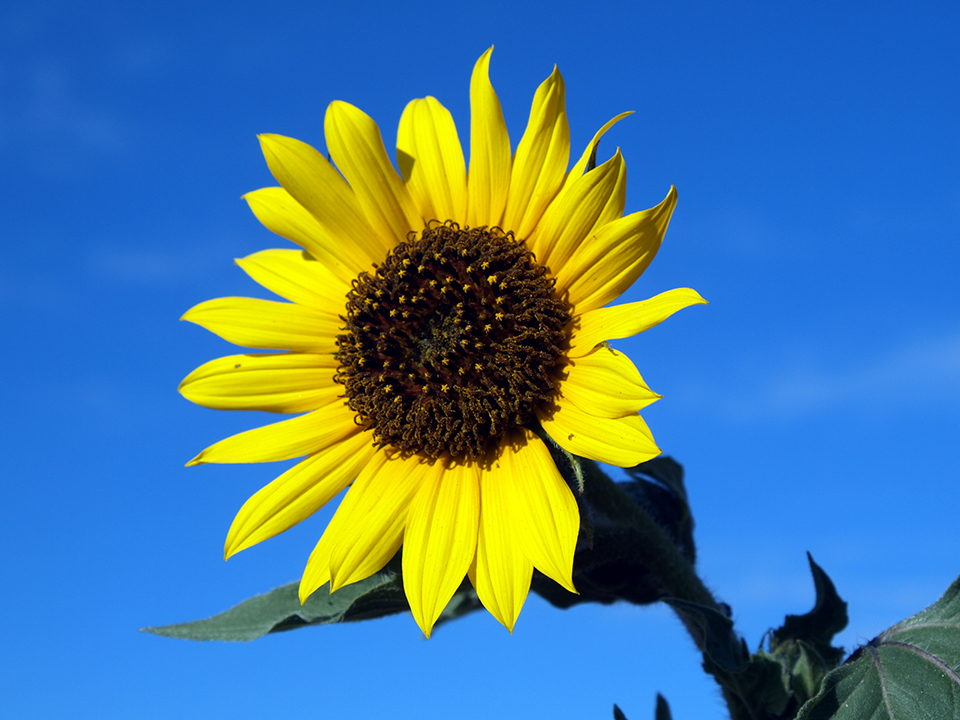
[142,570,482,641]
[655,694,672,720]
[797,573,960,720]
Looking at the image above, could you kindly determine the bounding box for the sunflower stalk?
[578,458,721,616]
[574,459,771,720]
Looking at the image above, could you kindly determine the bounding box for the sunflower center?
[336,222,570,459]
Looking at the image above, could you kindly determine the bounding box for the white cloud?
[681,330,960,422]
[771,332,960,414]
[86,234,256,286]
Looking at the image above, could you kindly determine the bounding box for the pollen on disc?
[336,222,570,459]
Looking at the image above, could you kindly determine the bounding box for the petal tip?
[688,289,708,305]
[185,453,204,467]
[297,584,312,606]
[417,619,435,640]
[298,574,328,606]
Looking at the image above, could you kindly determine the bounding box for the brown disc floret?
[336,222,570,459]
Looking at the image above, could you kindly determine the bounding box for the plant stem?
[581,459,762,719]
[580,458,718,612]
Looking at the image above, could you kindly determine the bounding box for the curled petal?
[567,288,708,357]
[556,345,660,418]
[466,47,511,228]
[560,186,678,315]
[539,399,660,468]
[529,150,626,275]
[558,112,634,199]
[501,65,569,239]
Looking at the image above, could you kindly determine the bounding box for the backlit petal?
[225,432,376,558]
[558,112,633,199]
[325,101,424,246]
[466,47,511,228]
[186,401,356,466]
[327,451,432,592]
[243,187,369,285]
[528,150,626,275]
[299,449,384,602]
[181,296,339,354]
[235,249,349,312]
[561,186,678,314]
[501,66,569,239]
[567,288,707,357]
[471,456,534,632]
[257,134,390,264]
[398,97,467,224]
[498,429,578,594]
[179,352,339,413]
[403,458,480,638]
[556,345,661,418]
[539,399,661,468]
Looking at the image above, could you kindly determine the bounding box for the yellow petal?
[558,112,634,200]
[561,186,678,315]
[538,399,661,468]
[326,451,432,592]
[528,150,626,275]
[567,288,708,357]
[466,47,511,228]
[471,456,534,633]
[501,65,570,239]
[325,101,423,246]
[179,352,339,414]
[225,431,376,558]
[498,428,578,594]
[257,134,391,264]
[186,400,356,466]
[403,458,480,638]
[557,345,661,418]
[181,296,339,354]
[243,186,370,285]
[235,249,349,312]
[300,526,334,603]
[397,97,467,224]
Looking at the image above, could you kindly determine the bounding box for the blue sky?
[2,1,958,718]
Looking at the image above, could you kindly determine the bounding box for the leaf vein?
[881,640,960,688]
[868,645,897,720]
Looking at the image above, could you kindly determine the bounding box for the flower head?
[180,48,705,637]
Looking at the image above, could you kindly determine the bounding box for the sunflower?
[180,48,705,637]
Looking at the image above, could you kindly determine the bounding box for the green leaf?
[142,571,483,641]
[664,598,747,673]
[623,456,695,566]
[142,571,403,641]
[751,554,850,711]
[772,553,848,667]
[797,573,960,720]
